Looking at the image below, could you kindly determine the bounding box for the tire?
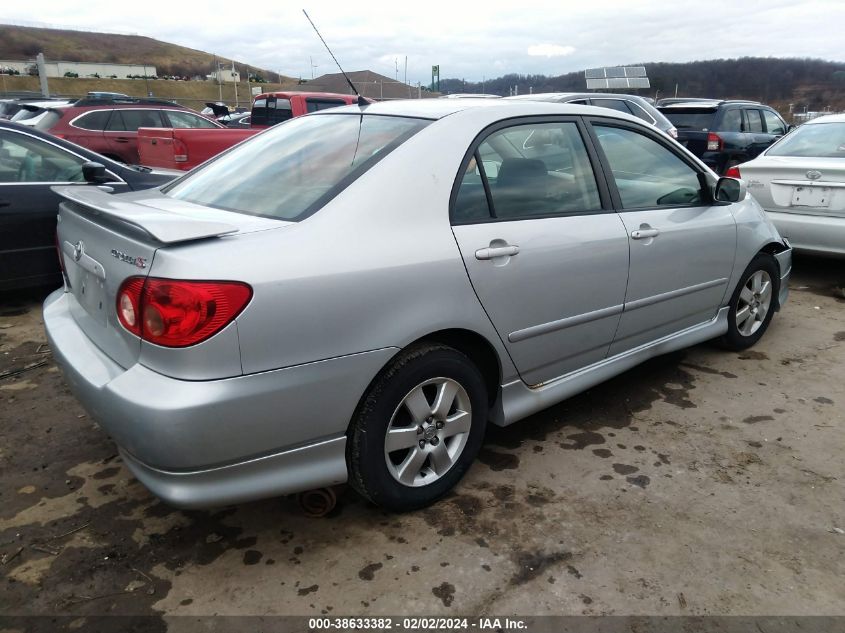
[719,253,780,351]
[347,343,488,512]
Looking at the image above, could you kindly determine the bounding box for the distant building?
[0,59,157,78]
[209,69,241,83]
[303,70,432,100]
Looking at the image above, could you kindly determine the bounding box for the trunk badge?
[806,170,822,180]
[73,241,84,262]
[111,249,147,269]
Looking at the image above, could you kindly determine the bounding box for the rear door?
[587,120,736,355]
[451,117,630,385]
[659,107,716,156]
[105,109,166,163]
[743,108,771,159]
[0,128,126,289]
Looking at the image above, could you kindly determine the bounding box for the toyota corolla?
[44,99,792,511]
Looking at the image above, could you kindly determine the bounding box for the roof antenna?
[302,9,369,107]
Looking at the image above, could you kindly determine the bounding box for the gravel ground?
[0,254,843,630]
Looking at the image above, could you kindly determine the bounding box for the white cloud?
[527,44,576,58]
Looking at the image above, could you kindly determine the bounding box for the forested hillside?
[442,57,845,112]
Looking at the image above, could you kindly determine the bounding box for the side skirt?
[493,307,730,427]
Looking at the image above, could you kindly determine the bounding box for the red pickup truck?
[138,91,361,170]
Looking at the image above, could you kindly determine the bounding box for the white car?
[728,114,845,257]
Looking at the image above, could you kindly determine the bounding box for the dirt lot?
[1,255,843,628]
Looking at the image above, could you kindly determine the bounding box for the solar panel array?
[584,67,650,90]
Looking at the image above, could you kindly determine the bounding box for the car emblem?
[110,248,147,269]
[73,241,84,262]
[806,170,822,180]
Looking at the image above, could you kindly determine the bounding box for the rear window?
[164,114,430,221]
[767,122,845,158]
[659,108,717,131]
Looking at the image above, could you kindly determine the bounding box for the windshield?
[164,113,429,221]
[767,122,845,158]
[660,108,716,131]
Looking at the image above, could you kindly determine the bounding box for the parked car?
[1,97,71,121]
[44,100,791,512]
[726,113,845,257]
[8,99,74,126]
[507,92,677,138]
[658,99,789,174]
[0,120,180,291]
[31,96,222,164]
[138,91,362,170]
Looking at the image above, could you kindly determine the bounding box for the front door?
[451,118,630,386]
[588,121,737,355]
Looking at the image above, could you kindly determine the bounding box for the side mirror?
[714,176,746,203]
[786,124,796,133]
[82,161,112,184]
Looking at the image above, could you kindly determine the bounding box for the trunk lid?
[740,156,845,218]
[54,186,283,368]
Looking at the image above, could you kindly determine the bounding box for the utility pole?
[404,56,407,86]
[36,53,49,97]
[214,55,222,101]
[246,64,251,102]
[232,60,238,108]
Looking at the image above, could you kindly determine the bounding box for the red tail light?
[725,165,742,179]
[116,277,252,347]
[706,132,723,152]
[173,138,188,164]
[53,133,66,140]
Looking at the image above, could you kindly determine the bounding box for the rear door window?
[452,121,602,222]
[115,109,166,131]
[745,109,764,133]
[626,102,657,124]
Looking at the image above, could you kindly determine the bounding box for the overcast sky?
[5,0,845,84]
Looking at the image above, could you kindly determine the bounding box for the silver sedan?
[728,113,845,257]
[44,99,792,511]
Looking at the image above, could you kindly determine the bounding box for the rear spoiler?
[53,186,238,244]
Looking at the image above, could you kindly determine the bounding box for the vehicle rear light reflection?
[116,277,252,347]
[706,132,723,152]
[725,165,742,179]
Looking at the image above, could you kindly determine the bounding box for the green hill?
[0,24,288,81]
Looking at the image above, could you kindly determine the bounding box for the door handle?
[0,200,10,208]
[475,245,520,260]
[631,228,660,240]
[114,137,130,143]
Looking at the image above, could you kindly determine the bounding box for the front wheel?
[719,253,780,350]
[347,344,488,512]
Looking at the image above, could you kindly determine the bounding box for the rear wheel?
[719,253,779,350]
[347,344,487,512]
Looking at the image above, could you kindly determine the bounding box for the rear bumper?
[44,289,398,507]
[766,210,845,258]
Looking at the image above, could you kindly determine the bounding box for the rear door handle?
[0,200,10,208]
[475,245,520,260]
[113,137,130,143]
[631,228,660,240]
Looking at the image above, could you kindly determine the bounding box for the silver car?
[44,100,792,512]
[506,92,678,138]
[727,113,845,257]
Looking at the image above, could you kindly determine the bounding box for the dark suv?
[657,99,789,174]
[32,96,221,165]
